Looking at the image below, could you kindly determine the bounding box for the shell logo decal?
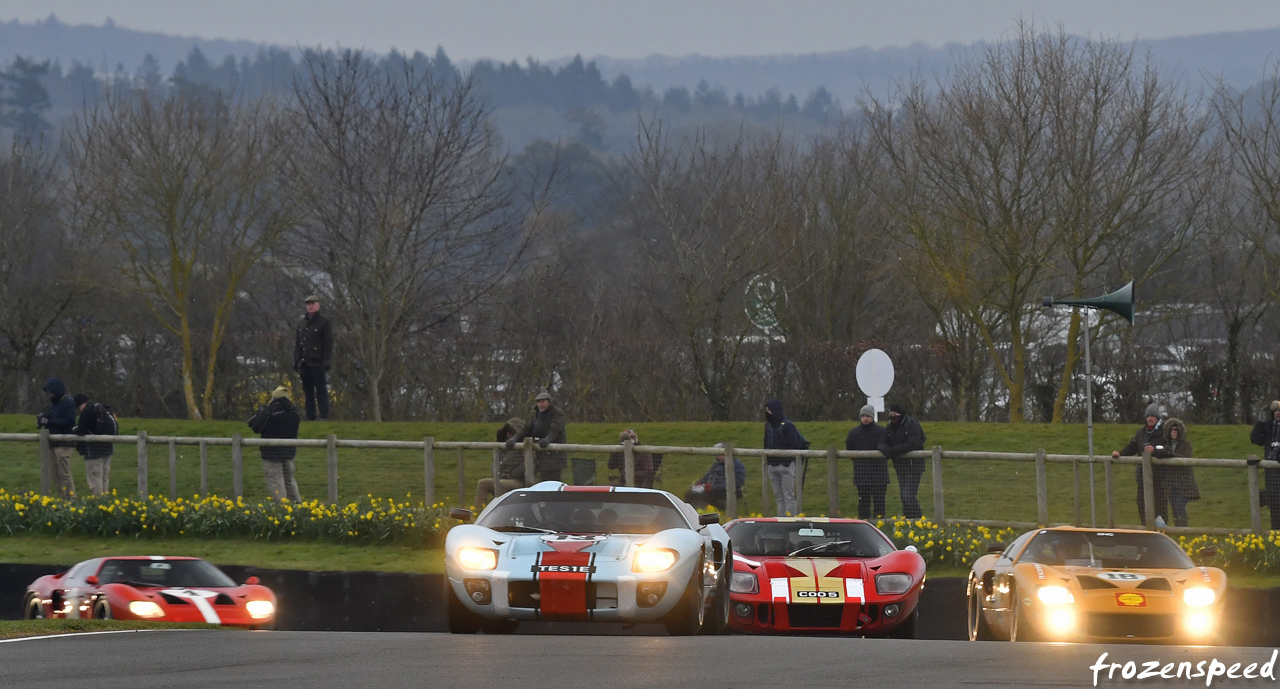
[1115,592,1147,607]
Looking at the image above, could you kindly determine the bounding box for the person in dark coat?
[763,399,806,516]
[1250,401,1280,530]
[608,429,657,488]
[476,417,527,506]
[72,393,116,496]
[1112,402,1168,526]
[684,443,747,512]
[846,404,888,519]
[248,386,302,501]
[37,377,78,497]
[507,391,568,482]
[293,294,333,421]
[878,403,926,519]
[1155,418,1199,527]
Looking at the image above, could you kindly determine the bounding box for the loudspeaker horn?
[1041,280,1134,324]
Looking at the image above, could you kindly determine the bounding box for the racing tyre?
[480,619,519,635]
[967,575,995,641]
[92,599,111,620]
[23,594,43,620]
[699,556,731,636]
[445,580,481,634]
[888,607,918,639]
[1009,589,1038,643]
[663,559,706,636]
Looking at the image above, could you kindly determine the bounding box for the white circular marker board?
[855,348,895,416]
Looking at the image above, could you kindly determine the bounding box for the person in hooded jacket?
[878,403,926,519]
[248,386,302,502]
[1250,401,1280,530]
[846,404,888,519]
[507,391,568,482]
[763,399,805,516]
[1113,403,1169,526]
[1154,417,1199,527]
[72,393,116,496]
[36,377,78,497]
[476,417,528,506]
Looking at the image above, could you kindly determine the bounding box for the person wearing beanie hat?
[507,391,569,482]
[1112,401,1170,527]
[476,418,531,506]
[1250,402,1280,529]
[846,404,887,518]
[71,393,118,495]
[608,429,657,488]
[36,377,78,497]
[293,293,333,421]
[1154,418,1199,527]
[685,442,746,512]
[878,403,927,519]
[248,385,302,501]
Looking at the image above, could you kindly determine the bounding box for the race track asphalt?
[2,629,1276,689]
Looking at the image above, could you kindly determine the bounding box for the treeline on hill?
[2,26,1280,426]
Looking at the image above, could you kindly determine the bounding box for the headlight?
[456,547,498,571]
[1184,587,1216,607]
[245,600,275,619]
[1037,586,1074,605]
[875,573,913,595]
[730,571,758,594]
[128,601,164,618]
[633,549,677,573]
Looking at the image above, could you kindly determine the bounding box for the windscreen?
[477,491,689,534]
[1017,531,1194,569]
[728,520,896,558]
[97,559,237,588]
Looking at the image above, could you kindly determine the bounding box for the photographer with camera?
[1250,401,1280,530]
[36,377,78,497]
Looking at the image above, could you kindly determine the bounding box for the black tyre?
[445,580,481,634]
[887,607,918,639]
[699,556,731,636]
[92,599,111,620]
[23,594,43,620]
[967,575,995,641]
[663,560,706,636]
[1009,589,1037,642]
[480,619,519,634]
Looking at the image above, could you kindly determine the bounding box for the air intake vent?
[1137,578,1171,591]
[1077,576,1117,590]
[159,593,190,605]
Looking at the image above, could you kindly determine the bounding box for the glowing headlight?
[246,600,275,619]
[632,549,677,573]
[128,601,164,618]
[456,547,498,571]
[730,571,758,594]
[875,573,913,595]
[1037,586,1074,605]
[1183,587,1216,607]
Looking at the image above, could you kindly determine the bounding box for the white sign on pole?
[855,349,895,418]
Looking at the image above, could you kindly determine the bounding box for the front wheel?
[887,607,918,639]
[92,599,111,620]
[23,594,44,620]
[967,575,995,641]
[699,557,731,635]
[663,560,706,636]
[445,580,481,634]
[1009,590,1037,642]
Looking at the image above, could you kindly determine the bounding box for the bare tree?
[286,50,548,421]
[67,88,296,419]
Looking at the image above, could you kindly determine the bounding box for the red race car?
[723,517,926,636]
[23,556,277,628]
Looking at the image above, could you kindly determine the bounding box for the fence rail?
[5,430,1275,536]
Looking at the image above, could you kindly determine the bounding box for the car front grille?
[1087,613,1176,638]
[507,581,603,610]
[786,604,845,628]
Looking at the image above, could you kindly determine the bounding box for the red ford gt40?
[723,518,926,636]
[23,556,277,628]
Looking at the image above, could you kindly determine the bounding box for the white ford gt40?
[444,482,733,635]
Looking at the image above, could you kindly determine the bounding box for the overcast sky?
[6,0,1280,62]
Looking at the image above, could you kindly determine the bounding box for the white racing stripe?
[161,589,222,624]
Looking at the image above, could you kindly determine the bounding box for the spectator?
[36,377,77,497]
[507,391,567,482]
[248,386,302,502]
[1250,401,1280,530]
[763,399,806,516]
[684,443,746,512]
[475,417,527,507]
[1154,417,1198,527]
[72,393,117,496]
[293,294,333,421]
[608,429,657,488]
[1113,402,1168,527]
[878,403,926,519]
[846,404,888,519]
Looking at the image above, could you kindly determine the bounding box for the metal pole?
[724,442,737,520]
[424,436,435,506]
[1083,307,1097,528]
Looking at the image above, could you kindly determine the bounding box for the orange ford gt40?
[723,517,926,636]
[24,556,278,628]
[968,526,1225,643]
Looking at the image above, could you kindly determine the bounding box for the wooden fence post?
[1105,455,1115,528]
[931,446,945,525]
[491,447,502,502]
[168,438,178,499]
[523,439,535,487]
[1072,459,1082,527]
[230,433,241,499]
[1141,450,1156,530]
[458,447,467,507]
[794,455,804,516]
[623,439,635,487]
[199,440,208,499]
[1248,455,1263,535]
[38,429,50,496]
[137,430,149,498]
[724,442,737,520]
[1035,448,1048,526]
[327,434,338,504]
[826,446,839,517]
[761,456,770,516]
[424,436,435,506]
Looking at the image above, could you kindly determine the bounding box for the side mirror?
[85,575,98,586]
[245,576,261,586]
[905,545,918,553]
[450,507,474,523]
[698,512,720,526]
[987,543,1006,555]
